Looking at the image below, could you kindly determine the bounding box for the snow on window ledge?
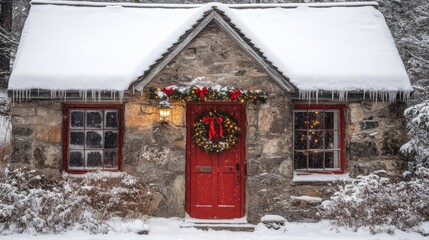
[292,172,349,183]
[62,171,127,179]
[290,195,322,203]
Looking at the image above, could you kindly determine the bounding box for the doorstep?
[181,216,255,232]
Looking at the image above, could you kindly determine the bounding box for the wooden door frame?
[185,102,246,218]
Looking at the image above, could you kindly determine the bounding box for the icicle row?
[298,89,411,104]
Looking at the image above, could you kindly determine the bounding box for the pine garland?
[148,85,267,104]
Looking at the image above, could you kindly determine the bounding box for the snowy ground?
[2,218,428,240]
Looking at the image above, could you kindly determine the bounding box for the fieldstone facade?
[9,21,408,223]
[10,101,63,175]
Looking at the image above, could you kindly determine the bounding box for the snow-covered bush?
[400,100,429,169]
[321,169,429,235]
[0,165,156,234]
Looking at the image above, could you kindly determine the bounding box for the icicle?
[388,91,397,103]
[12,90,15,105]
[331,91,335,101]
[119,91,124,103]
[113,91,116,101]
[375,91,378,104]
[338,91,345,102]
[315,89,319,104]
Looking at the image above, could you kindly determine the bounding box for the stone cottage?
[8,0,412,223]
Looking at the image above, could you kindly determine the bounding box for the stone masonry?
[9,21,409,223]
[10,101,63,175]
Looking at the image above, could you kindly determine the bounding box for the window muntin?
[293,107,343,172]
[65,106,122,172]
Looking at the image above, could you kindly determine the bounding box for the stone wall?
[346,101,408,176]
[10,101,63,174]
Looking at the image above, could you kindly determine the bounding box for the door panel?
[186,102,245,219]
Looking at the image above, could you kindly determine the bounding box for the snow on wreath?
[148,85,267,104]
[192,110,240,153]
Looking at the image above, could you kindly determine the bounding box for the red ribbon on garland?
[229,89,241,100]
[163,87,175,96]
[203,116,224,140]
[195,87,209,99]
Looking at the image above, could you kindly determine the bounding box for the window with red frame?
[293,105,344,173]
[63,105,123,172]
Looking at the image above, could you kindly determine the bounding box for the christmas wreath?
[192,110,241,153]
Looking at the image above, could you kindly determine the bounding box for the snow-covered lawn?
[2,218,428,240]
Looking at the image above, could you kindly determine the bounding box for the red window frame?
[293,104,345,174]
[63,104,124,174]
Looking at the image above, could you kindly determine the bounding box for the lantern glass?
[159,107,171,122]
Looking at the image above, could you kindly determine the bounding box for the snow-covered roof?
[9,0,412,99]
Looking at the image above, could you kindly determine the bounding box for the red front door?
[186,102,245,219]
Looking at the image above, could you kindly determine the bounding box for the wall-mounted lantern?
[159,101,172,126]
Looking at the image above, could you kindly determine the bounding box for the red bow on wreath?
[203,116,223,140]
[229,89,241,100]
[163,87,175,96]
[195,87,209,99]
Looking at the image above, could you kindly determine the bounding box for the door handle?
[236,162,240,171]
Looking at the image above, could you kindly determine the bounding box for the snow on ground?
[2,218,428,240]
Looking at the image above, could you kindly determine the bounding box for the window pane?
[325,130,339,149]
[70,111,84,128]
[104,150,118,168]
[308,111,324,129]
[294,151,307,170]
[105,111,118,128]
[86,151,103,168]
[86,111,103,128]
[308,130,323,149]
[325,110,339,130]
[294,131,307,150]
[70,131,84,149]
[308,151,323,169]
[86,130,103,148]
[104,131,118,149]
[294,111,307,129]
[69,151,84,168]
[325,151,340,169]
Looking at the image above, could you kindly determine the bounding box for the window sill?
[63,171,124,178]
[291,172,349,183]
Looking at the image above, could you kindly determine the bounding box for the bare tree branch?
[408,51,429,65]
